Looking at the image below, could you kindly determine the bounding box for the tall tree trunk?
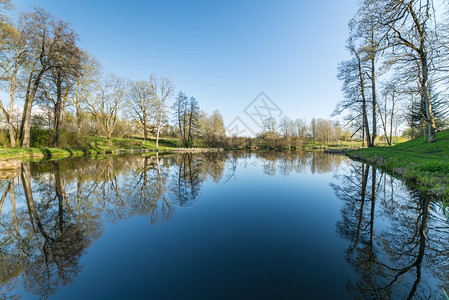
[389,93,395,145]
[356,54,371,147]
[371,56,377,147]
[156,123,161,148]
[408,6,436,142]
[362,119,365,148]
[187,110,193,147]
[76,105,81,140]
[8,60,18,147]
[20,69,46,148]
[54,71,62,147]
[377,103,390,145]
[20,96,33,148]
[420,53,436,142]
[143,126,148,141]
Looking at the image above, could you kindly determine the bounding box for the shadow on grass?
[39,148,52,159]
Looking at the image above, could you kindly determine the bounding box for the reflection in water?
[0,152,231,298]
[0,152,448,298]
[332,161,449,299]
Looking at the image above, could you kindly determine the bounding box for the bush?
[0,131,9,148]
[30,127,51,148]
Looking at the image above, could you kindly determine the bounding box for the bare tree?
[18,9,77,148]
[150,74,174,148]
[173,92,200,147]
[199,109,226,147]
[0,13,34,146]
[73,52,101,139]
[128,79,154,140]
[373,0,441,142]
[278,116,294,137]
[36,21,81,147]
[379,81,401,145]
[86,73,127,139]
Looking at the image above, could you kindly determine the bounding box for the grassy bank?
[346,130,449,199]
[0,136,201,161]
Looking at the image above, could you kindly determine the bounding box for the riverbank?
[0,136,209,162]
[346,130,449,199]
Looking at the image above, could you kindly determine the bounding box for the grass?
[0,136,209,162]
[346,130,449,199]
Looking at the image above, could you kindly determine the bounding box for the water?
[0,152,448,299]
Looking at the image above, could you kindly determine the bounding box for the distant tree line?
[0,2,227,148]
[335,0,449,146]
[238,116,350,150]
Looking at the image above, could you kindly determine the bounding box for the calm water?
[0,152,448,299]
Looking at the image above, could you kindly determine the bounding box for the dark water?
[0,152,448,299]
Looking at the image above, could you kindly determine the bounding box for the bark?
[370,56,377,146]
[155,123,161,148]
[389,93,395,145]
[143,125,148,141]
[409,5,436,142]
[420,53,436,142]
[377,103,390,145]
[20,66,46,148]
[355,52,371,147]
[8,57,18,147]
[54,71,62,147]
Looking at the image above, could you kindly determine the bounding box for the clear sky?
[13,0,357,132]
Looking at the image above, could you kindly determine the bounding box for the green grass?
[0,136,209,162]
[347,130,449,199]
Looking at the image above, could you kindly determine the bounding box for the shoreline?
[345,149,449,200]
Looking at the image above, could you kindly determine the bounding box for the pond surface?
[0,152,448,299]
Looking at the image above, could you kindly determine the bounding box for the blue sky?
[13,0,357,131]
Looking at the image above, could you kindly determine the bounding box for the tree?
[173,91,188,145]
[150,74,174,148]
[278,116,294,137]
[310,118,317,142]
[0,0,13,30]
[128,79,154,140]
[262,117,277,134]
[352,2,386,146]
[293,118,308,141]
[373,0,442,142]
[36,21,81,147]
[173,92,200,147]
[18,9,77,148]
[186,97,200,147]
[200,110,226,147]
[0,13,34,147]
[73,52,101,139]
[86,73,127,139]
[379,81,401,145]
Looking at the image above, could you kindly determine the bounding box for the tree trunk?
[20,96,33,148]
[156,124,161,148]
[8,61,18,147]
[362,120,365,148]
[357,58,371,147]
[389,94,395,145]
[420,52,436,142]
[54,72,62,147]
[371,56,377,147]
[143,124,148,141]
[20,69,46,148]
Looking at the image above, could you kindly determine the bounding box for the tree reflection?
[332,162,449,299]
[0,152,231,298]
[254,151,344,177]
[169,153,227,207]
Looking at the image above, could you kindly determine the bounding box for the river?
[0,152,447,299]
